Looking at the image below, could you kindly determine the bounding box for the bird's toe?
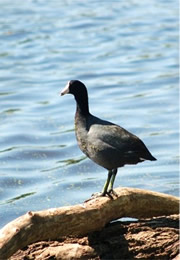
[107,189,118,197]
[84,191,114,202]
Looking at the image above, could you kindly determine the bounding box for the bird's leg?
[86,170,116,201]
[86,170,113,201]
[101,170,113,196]
[107,168,118,196]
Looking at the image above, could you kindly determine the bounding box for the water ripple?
[0,0,178,228]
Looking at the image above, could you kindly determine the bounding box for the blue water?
[0,0,179,229]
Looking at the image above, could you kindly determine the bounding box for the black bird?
[61,80,156,196]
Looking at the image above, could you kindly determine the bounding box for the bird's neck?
[75,94,90,117]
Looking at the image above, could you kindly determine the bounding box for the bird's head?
[61,80,87,97]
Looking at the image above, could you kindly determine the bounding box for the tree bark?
[0,187,179,259]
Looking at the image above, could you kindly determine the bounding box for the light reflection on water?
[0,0,179,228]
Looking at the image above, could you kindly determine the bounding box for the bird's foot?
[84,192,102,202]
[101,190,114,199]
[91,192,103,198]
[107,189,118,197]
[84,191,113,202]
[92,191,116,199]
[93,189,118,199]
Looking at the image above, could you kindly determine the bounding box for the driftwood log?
[0,187,179,259]
[10,214,179,260]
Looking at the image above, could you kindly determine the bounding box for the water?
[0,0,179,229]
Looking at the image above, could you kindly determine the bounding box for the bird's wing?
[87,120,152,160]
[88,122,136,149]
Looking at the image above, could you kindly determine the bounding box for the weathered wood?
[10,214,179,260]
[0,187,179,259]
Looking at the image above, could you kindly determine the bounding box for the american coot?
[61,80,156,197]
